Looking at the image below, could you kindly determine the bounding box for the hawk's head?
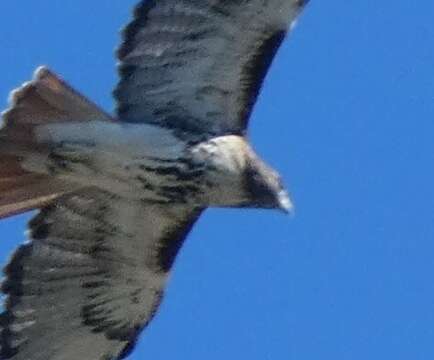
[243,154,293,213]
[192,135,293,214]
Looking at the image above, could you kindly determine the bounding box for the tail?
[0,67,114,219]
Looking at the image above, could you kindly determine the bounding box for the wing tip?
[116,0,157,60]
[0,244,32,360]
[296,0,311,9]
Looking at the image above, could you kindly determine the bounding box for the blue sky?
[1,1,434,359]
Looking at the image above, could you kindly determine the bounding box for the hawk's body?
[0,1,309,359]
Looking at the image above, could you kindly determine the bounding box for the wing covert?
[114,0,309,138]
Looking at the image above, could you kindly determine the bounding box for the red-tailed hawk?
[0,1,309,359]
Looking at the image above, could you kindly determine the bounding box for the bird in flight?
[0,1,309,359]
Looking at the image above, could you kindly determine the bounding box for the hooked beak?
[277,190,295,215]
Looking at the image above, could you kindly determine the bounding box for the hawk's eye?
[244,166,275,205]
[277,177,285,191]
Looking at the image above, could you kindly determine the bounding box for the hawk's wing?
[0,189,202,360]
[114,0,309,138]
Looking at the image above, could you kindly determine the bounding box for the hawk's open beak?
[277,190,294,215]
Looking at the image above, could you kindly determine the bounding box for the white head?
[191,135,293,213]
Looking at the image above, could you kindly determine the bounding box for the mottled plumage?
[0,1,309,359]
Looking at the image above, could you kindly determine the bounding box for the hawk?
[0,1,309,359]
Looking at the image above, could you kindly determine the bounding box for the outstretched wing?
[114,0,309,138]
[0,189,202,360]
